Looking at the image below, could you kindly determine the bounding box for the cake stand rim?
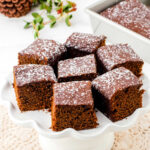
[1,62,150,139]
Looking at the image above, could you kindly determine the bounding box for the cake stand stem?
[39,132,114,150]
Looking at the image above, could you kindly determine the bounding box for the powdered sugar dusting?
[14,64,57,86]
[97,44,143,70]
[58,54,97,78]
[92,67,142,99]
[19,39,67,65]
[53,81,94,106]
[65,32,106,53]
[100,0,150,39]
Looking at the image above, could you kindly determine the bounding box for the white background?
[0,0,94,90]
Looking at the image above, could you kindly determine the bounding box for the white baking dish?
[85,0,150,63]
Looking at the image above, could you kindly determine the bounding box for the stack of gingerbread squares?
[13,32,144,131]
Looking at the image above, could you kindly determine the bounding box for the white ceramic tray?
[85,0,150,63]
[1,62,150,150]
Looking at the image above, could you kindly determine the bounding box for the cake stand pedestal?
[2,64,150,150]
[39,132,114,150]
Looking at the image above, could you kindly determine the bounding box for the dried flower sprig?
[24,0,77,39]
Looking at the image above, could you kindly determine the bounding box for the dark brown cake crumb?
[92,67,144,122]
[96,44,143,77]
[51,81,98,131]
[65,32,106,58]
[13,64,57,111]
[58,54,97,82]
[12,32,145,132]
[18,39,67,67]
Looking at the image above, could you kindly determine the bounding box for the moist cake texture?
[12,32,145,131]
[13,64,57,111]
[51,81,98,131]
[96,44,143,77]
[92,67,144,122]
[58,54,97,82]
[18,39,67,67]
[100,0,150,39]
[65,32,106,58]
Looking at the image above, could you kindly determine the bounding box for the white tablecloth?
[0,104,150,150]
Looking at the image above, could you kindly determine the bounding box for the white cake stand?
[1,63,150,150]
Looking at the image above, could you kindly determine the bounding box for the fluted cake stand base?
[39,132,114,150]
